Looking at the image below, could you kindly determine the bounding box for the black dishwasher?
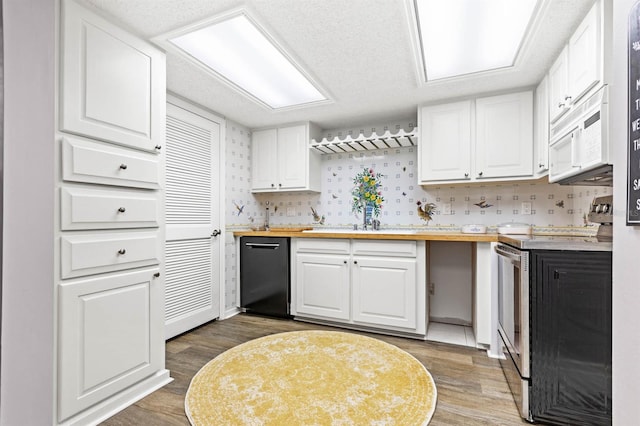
[240,237,290,318]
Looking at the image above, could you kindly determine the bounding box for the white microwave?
[548,86,612,185]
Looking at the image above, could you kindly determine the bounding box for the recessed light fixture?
[156,10,329,110]
[411,0,539,81]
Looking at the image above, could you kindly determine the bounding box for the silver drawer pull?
[117,249,126,255]
[117,207,126,213]
[153,272,160,278]
[119,164,128,170]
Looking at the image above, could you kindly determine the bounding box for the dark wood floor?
[101,314,528,425]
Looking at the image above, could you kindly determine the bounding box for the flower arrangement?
[351,167,385,218]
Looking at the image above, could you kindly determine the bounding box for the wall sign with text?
[629,1,640,224]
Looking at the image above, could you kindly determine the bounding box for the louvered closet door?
[165,102,221,339]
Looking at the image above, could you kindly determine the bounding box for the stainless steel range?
[496,232,612,424]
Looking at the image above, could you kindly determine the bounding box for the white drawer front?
[62,135,160,189]
[61,231,161,278]
[352,240,417,257]
[296,238,350,254]
[61,186,160,230]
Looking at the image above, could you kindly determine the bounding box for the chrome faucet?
[264,201,270,231]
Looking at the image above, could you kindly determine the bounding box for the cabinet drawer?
[61,186,160,230]
[61,231,161,278]
[352,240,417,257]
[62,135,160,189]
[296,238,350,254]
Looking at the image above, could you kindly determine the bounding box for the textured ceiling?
[80,0,595,130]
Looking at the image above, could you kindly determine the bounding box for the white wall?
[1,0,56,424]
[612,0,640,423]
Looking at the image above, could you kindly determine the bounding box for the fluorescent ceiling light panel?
[169,14,327,109]
[414,0,538,80]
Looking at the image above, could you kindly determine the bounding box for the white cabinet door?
[534,77,550,176]
[352,256,417,329]
[568,1,601,105]
[58,268,163,421]
[277,124,308,190]
[60,0,165,152]
[475,91,533,179]
[549,47,570,123]
[295,253,350,321]
[418,101,472,182]
[251,129,279,191]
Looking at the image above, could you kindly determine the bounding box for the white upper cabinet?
[251,128,279,191]
[548,47,570,123]
[419,91,534,184]
[549,0,603,123]
[60,0,166,152]
[534,76,550,176]
[568,2,601,103]
[418,101,472,182]
[475,91,533,179]
[251,123,322,193]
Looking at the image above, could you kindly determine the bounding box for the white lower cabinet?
[352,256,417,329]
[292,238,426,336]
[58,267,165,421]
[295,253,350,320]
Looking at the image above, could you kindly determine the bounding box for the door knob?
[211,229,221,237]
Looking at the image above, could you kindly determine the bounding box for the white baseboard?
[59,370,172,426]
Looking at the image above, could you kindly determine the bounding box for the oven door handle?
[495,245,521,264]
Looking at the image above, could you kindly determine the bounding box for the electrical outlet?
[521,202,532,215]
[443,203,452,215]
[286,207,296,217]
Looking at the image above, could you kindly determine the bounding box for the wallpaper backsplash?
[223,119,611,311]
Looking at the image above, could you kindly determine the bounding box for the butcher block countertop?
[232,229,499,242]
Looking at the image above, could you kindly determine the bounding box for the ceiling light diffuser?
[413,0,538,81]
[167,13,328,109]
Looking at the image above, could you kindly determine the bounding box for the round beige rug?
[185,330,437,425]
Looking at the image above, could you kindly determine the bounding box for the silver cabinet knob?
[117,249,126,255]
[153,272,160,278]
[478,171,484,176]
[464,173,469,178]
[538,163,545,168]
[211,229,221,237]
[117,207,126,213]
[119,164,128,170]
[271,183,275,187]
[155,145,162,150]
[558,102,565,109]
[354,260,358,265]
[564,95,572,102]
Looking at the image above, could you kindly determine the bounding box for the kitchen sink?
[302,229,419,234]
